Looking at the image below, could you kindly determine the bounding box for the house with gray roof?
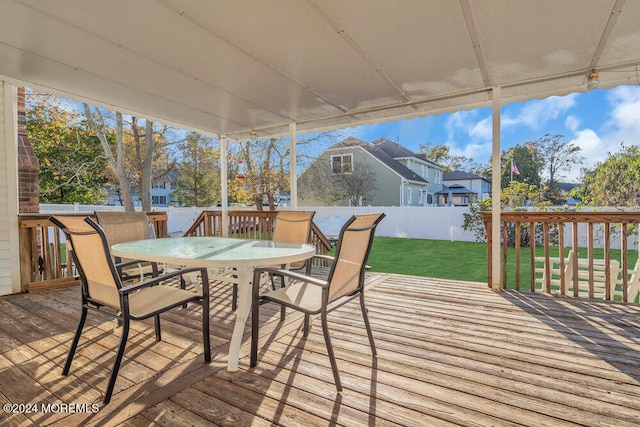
[298,137,445,206]
[443,170,492,202]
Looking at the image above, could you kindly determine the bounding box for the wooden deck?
[2,271,640,426]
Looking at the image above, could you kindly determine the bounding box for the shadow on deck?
[1,270,640,426]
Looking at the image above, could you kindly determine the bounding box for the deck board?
[1,271,640,426]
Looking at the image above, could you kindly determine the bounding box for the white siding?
[0,82,20,295]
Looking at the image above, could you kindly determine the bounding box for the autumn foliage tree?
[26,93,109,204]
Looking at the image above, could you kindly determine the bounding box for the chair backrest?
[327,213,385,302]
[94,211,153,246]
[51,216,122,309]
[272,210,315,244]
[272,210,315,269]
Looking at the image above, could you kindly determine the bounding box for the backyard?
[367,237,639,300]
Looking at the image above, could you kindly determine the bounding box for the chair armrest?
[311,254,371,270]
[115,259,152,269]
[312,254,335,263]
[255,266,328,288]
[119,266,206,294]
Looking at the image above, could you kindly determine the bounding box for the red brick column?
[17,87,39,213]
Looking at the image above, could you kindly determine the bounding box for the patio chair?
[50,216,211,405]
[230,210,315,310]
[250,213,385,392]
[94,211,159,281]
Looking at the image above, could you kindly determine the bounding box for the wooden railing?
[183,209,334,261]
[18,210,332,292]
[481,211,640,303]
[18,212,168,292]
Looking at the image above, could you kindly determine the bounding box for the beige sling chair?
[51,216,211,405]
[250,213,385,391]
[94,211,160,281]
[230,210,315,310]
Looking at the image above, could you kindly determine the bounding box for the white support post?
[289,123,298,209]
[491,86,502,291]
[1,81,21,295]
[220,136,229,237]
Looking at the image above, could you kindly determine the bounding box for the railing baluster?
[572,222,579,298]
[529,221,535,292]
[604,221,611,301]
[622,222,628,302]
[502,222,508,289]
[587,222,595,299]
[558,222,566,295]
[515,221,521,291]
[543,222,551,294]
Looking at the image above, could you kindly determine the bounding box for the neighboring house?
[105,170,178,207]
[554,182,581,206]
[443,170,492,201]
[299,136,445,206]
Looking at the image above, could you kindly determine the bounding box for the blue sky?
[338,85,640,183]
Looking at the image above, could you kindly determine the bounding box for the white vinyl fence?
[37,204,638,248]
[39,204,477,242]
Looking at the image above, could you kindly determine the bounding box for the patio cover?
[1,0,640,293]
[0,0,639,141]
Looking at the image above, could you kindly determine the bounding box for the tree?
[173,133,220,207]
[298,158,378,206]
[83,104,135,210]
[500,144,543,188]
[26,94,109,204]
[84,105,171,211]
[418,142,484,173]
[231,138,289,210]
[462,180,551,245]
[123,117,176,210]
[529,134,584,200]
[578,144,640,208]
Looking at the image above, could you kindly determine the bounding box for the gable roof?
[326,137,436,184]
[437,184,477,195]
[444,170,491,182]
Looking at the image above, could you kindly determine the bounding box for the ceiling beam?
[459,0,492,88]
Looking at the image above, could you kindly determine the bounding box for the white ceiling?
[1,0,639,141]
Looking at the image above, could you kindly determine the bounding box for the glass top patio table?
[112,236,316,371]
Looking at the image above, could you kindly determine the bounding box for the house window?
[331,153,353,174]
[152,195,166,205]
[152,182,166,189]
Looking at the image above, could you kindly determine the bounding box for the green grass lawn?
[367,237,489,282]
[366,237,639,289]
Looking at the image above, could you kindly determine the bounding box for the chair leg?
[360,293,377,355]
[250,270,261,368]
[62,306,88,376]
[232,283,238,311]
[104,317,130,404]
[303,313,310,337]
[321,310,342,392]
[280,305,286,322]
[202,272,211,362]
[181,276,187,308]
[154,314,161,342]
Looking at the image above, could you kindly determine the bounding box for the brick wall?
[17,87,39,213]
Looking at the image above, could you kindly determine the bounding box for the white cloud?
[565,115,580,132]
[603,86,640,146]
[502,93,578,131]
